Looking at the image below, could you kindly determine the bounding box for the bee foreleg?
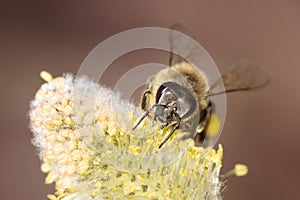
[158,113,181,149]
[132,104,161,130]
[141,90,151,110]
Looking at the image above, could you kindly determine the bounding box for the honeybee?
[133,24,270,148]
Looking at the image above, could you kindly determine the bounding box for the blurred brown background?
[1,0,299,199]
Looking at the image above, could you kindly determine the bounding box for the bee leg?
[194,128,206,147]
[132,104,160,130]
[158,122,180,149]
[141,90,151,110]
[158,113,181,149]
[194,101,213,146]
[194,131,201,147]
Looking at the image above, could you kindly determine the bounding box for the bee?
[132,24,270,148]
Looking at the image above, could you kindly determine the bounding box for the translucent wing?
[169,24,270,95]
[169,23,206,66]
[211,59,270,95]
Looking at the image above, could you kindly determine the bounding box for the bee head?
[156,82,197,119]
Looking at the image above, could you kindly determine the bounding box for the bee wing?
[169,24,270,95]
[210,59,270,95]
[169,23,206,66]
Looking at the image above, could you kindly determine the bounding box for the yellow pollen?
[234,164,249,177]
[40,71,53,82]
[222,163,249,179]
[47,194,57,200]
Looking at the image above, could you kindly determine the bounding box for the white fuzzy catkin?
[29,74,223,200]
